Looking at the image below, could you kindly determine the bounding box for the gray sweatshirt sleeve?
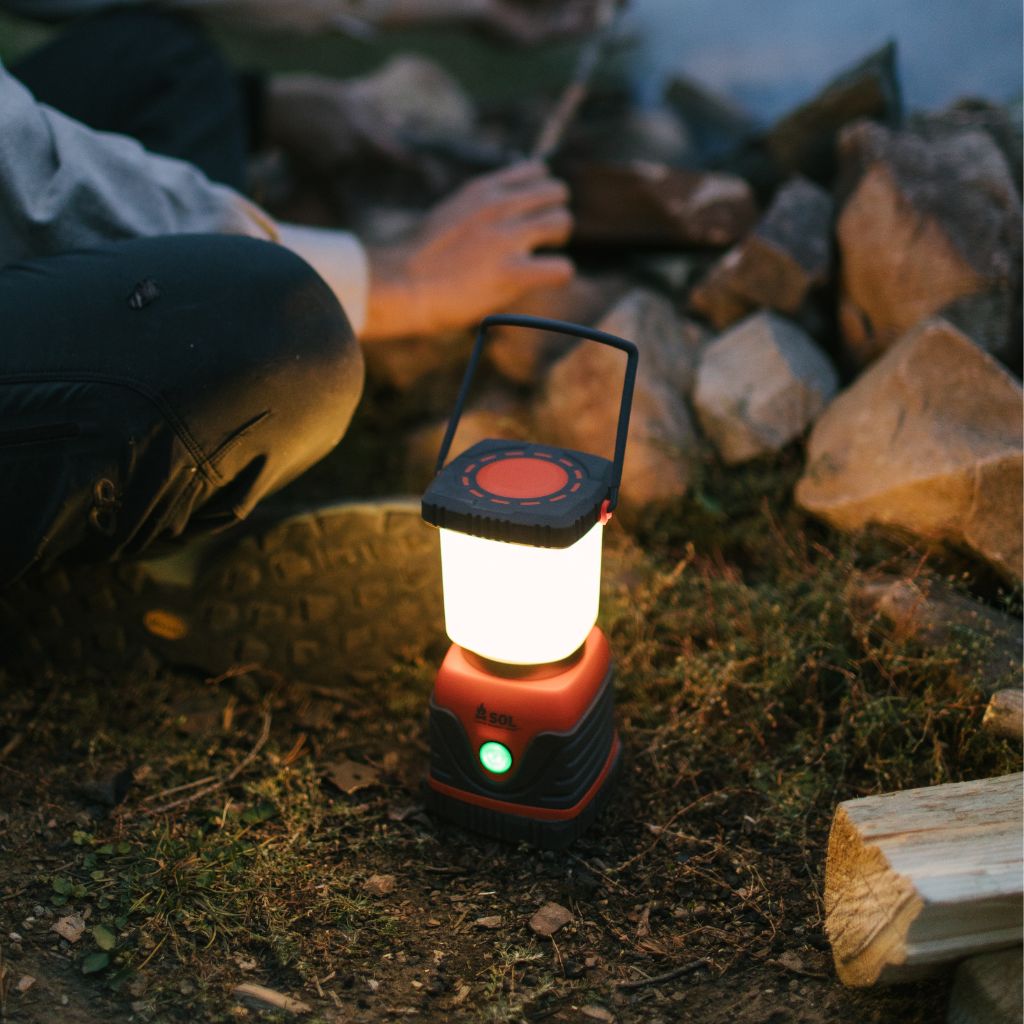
[0,62,371,330]
[0,61,279,264]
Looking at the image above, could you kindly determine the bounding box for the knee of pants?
[190,238,366,514]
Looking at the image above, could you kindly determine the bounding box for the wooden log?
[983,690,1023,741]
[948,948,1023,1024]
[825,773,1023,987]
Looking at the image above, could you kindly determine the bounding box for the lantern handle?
[434,314,639,512]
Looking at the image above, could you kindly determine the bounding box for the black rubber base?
[426,743,621,850]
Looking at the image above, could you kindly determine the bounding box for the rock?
[665,74,756,164]
[765,41,901,183]
[630,254,696,298]
[405,396,533,491]
[362,874,397,897]
[693,311,838,464]
[566,102,693,165]
[848,574,1022,691]
[347,55,476,145]
[52,914,86,943]
[362,329,473,393]
[690,177,834,329]
[939,290,1019,371]
[796,319,1023,581]
[581,1006,616,1023]
[909,97,1023,193]
[983,690,1023,742]
[535,288,704,513]
[15,975,35,993]
[232,983,312,1016]
[529,902,573,937]
[563,161,757,248]
[948,948,1024,1024]
[474,915,502,929]
[836,121,1022,366]
[487,273,630,387]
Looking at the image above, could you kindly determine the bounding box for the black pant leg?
[10,9,249,189]
[0,234,365,586]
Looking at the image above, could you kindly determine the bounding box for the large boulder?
[693,311,838,464]
[690,177,834,330]
[796,319,1023,581]
[534,288,704,514]
[836,121,1022,366]
[727,42,901,197]
[765,42,901,183]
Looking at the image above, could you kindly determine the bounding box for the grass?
[0,441,1020,1024]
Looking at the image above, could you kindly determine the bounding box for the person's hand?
[362,161,574,340]
[264,73,407,173]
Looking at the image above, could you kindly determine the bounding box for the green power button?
[479,741,513,774]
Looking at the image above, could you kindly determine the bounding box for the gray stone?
[346,54,476,145]
[836,121,1022,366]
[535,288,704,514]
[693,311,838,464]
[909,97,1022,193]
[486,272,630,387]
[565,161,758,248]
[690,177,834,330]
[796,319,1023,581]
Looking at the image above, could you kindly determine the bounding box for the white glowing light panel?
[439,522,603,665]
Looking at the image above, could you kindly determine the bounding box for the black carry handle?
[434,314,639,512]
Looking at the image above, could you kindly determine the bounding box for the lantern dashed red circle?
[461,448,586,508]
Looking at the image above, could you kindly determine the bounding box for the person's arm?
[0,63,372,332]
[0,62,276,253]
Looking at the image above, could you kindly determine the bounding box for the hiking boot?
[1,499,445,685]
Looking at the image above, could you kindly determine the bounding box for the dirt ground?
[1,409,1019,1024]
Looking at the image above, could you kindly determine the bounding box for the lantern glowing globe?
[421,314,638,850]
[440,517,602,666]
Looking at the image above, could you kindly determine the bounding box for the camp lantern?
[421,315,638,849]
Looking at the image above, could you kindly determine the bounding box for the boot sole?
[2,500,444,686]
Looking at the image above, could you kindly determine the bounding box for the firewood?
[825,773,1023,987]
[948,948,1023,1024]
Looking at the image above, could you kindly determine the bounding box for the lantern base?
[426,627,619,850]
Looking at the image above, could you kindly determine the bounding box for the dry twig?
[146,708,272,815]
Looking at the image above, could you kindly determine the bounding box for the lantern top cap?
[422,439,612,548]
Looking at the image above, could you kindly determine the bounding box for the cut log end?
[825,774,1024,988]
[824,805,925,986]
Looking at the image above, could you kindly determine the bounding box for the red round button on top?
[475,457,569,499]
